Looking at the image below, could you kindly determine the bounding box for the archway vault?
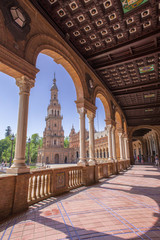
[25,34,86,100]
[94,86,112,122]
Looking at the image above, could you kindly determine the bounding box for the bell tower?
[43,73,64,148]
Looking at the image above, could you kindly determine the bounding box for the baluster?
[32,176,37,200]
[73,170,75,187]
[37,175,41,199]
[45,174,49,196]
[68,171,71,188]
[76,170,78,186]
[71,170,73,188]
[28,177,32,202]
[78,170,80,185]
[41,175,45,197]
[48,174,51,194]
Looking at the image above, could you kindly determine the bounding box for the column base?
[7,166,30,174]
[77,159,87,167]
[88,159,95,166]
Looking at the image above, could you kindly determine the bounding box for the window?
[54,140,56,145]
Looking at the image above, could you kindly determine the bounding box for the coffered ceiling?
[29,0,160,126]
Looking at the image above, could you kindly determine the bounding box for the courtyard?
[0,165,160,240]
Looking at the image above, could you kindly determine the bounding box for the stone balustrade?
[0,160,130,221]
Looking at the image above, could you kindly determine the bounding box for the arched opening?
[0,72,18,166]
[131,128,160,164]
[55,154,59,164]
[115,111,122,161]
[94,90,112,163]
[30,49,85,165]
[64,156,67,163]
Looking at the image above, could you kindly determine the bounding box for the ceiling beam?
[95,47,160,71]
[127,114,160,119]
[87,32,160,62]
[122,102,160,110]
[112,82,160,95]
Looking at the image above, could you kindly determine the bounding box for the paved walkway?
[1,165,160,240]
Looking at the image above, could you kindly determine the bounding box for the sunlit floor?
[1,165,160,240]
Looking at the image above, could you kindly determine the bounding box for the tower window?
[54,140,56,145]
[57,111,59,116]
[55,124,56,127]
[54,95,56,99]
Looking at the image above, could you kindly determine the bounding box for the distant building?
[37,75,74,164]
[37,75,109,165]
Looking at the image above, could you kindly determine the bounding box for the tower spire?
[51,72,58,90]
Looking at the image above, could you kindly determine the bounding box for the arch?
[25,34,85,100]
[115,110,122,130]
[55,154,59,164]
[93,86,112,121]
[124,120,127,135]
[129,125,160,139]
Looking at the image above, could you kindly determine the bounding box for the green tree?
[0,135,16,163]
[64,136,69,148]
[25,134,43,164]
[5,126,12,138]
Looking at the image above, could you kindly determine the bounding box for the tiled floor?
[1,165,160,240]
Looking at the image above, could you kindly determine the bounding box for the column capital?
[16,76,35,95]
[77,107,87,115]
[87,110,95,120]
[105,119,116,126]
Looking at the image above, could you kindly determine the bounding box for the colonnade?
[7,77,130,174]
[132,130,160,163]
[77,107,130,166]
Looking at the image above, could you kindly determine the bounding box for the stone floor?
[1,165,160,240]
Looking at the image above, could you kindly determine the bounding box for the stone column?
[107,125,113,161]
[111,126,117,162]
[124,136,130,160]
[118,131,124,161]
[77,107,86,166]
[7,76,35,174]
[87,111,95,165]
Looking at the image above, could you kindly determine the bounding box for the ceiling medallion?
[96,19,103,27]
[141,9,149,18]
[69,1,78,11]
[103,0,112,9]
[66,21,73,27]
[95,42,101,47]
[73,31,80,36]
[10,6,26,27]
[143,21,151,28]
[109,13,116,21]
[80,39,86,44]
[129,27,136,33]
[126,17,134,24]
[84,25,91,32]
[85,46,91,51]
[77,15,85,22]
[113,23,120,30]
[57,9,66,17]
[101,29,108,35]
[106,37,112,43]
[90,8,98,16]
[48,0,57,4]
[120,0,148,14]
[90,34,96,40]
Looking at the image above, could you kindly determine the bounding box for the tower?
[37,74,74,165]
[43,73,64,149]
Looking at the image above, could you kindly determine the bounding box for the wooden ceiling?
[29,0,160,126]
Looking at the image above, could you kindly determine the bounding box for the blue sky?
[0,53,106,140]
